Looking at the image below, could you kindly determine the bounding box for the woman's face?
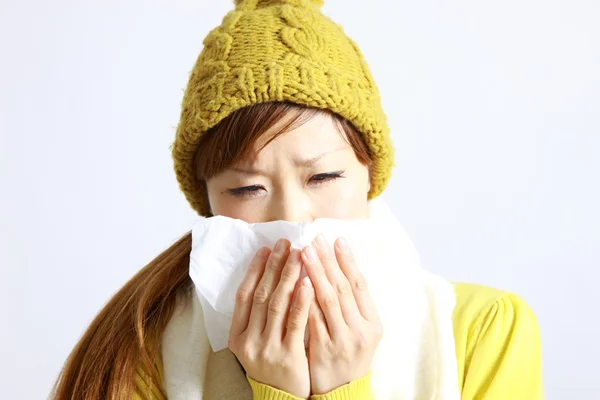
[205,112,371,223]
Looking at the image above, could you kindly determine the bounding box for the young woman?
[51,0,543,399]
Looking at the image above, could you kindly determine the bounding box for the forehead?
[253,111,350,156]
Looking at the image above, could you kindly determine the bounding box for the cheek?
[316,192,368,219]
[205,184,250,220]
[208,193,265,222]
[312,175,370,219]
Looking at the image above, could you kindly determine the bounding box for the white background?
[1,0,598,398]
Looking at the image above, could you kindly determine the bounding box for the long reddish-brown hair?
[50,102,373,399]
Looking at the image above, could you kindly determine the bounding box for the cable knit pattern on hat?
[171,0,395,216]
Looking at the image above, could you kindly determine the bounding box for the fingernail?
[315,233,327,249]
[302,276,313,289]
[289,249,300,263]
[275,239,288,253]
[337,237,349,252]
[304,245,317,263]
[257,247,270,258]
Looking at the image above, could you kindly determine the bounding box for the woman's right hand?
[228,239,315,399]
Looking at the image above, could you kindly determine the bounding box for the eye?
[309,171,345,187]
[227,185,265,198]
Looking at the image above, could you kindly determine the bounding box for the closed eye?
[227,171,345,198]
[227,185,265,197]
[309,171,345,186]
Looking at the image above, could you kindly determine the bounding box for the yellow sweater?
[134,283,543,399]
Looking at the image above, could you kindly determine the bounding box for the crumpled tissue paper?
[189,197,421,352]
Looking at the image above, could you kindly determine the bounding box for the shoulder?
[452,282,539,337]
[451,283,543,399]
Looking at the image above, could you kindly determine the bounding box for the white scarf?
[161,197,460,399]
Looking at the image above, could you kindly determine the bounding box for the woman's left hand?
[300,233,383,395]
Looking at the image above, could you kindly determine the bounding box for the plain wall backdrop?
[1,0,598,398]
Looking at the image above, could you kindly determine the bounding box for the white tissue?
[189,197,421,352]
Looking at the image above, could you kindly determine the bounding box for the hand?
[228,239,315,399]
[301,234,383,395]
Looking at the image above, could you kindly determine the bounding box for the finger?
[264,249,302,337]
[230,247,270,337]
[247,239,290,333]
[307,282,329,344]
[301,244,345,337]
[313,234,363,328]
[284,276,314,347]
[334,237,379,322]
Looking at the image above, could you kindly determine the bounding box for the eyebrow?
[230,146,346,176]
[298,146,346,168]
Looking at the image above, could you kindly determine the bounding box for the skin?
[206,112,383,398]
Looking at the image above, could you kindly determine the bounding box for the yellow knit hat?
[171,0,395,216]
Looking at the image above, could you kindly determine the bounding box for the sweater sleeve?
[458,291,544,399]
[246,376,305,400]
[246,372,373,400]
[310,372,373,400]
